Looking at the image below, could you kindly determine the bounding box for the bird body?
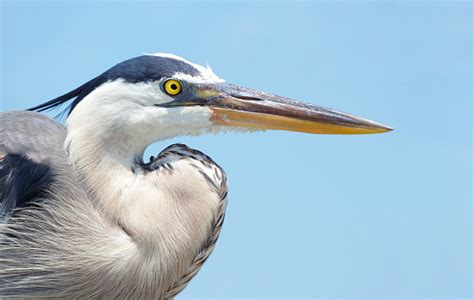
[0,111,226,298]
[0,53,391,298]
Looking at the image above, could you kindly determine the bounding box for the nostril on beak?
[230,94,263,101]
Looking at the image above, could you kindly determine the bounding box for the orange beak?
[201,83,392,135]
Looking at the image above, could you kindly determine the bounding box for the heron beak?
[198,83,393,134]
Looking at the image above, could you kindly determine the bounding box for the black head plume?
[28,55,201,115]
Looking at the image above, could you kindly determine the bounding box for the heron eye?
[163,79,182,96]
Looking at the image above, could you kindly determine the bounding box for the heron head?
[31,53,392,158]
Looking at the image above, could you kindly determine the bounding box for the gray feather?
[0,112,227,298]
[0,111,67,219]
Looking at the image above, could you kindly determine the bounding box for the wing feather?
[0,153,53,217]
[0,111,66,219]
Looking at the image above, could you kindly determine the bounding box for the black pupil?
[170,83,177,90]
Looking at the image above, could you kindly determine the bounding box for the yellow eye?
[163,79,182,96]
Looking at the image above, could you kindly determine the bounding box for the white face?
[67,81,213,158]
[65,54,249,161]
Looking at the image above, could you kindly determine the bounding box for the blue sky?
[1,1,471,299]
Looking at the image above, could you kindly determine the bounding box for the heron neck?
[64,108,219,296]
[63,96,170,242]
[64,124,143,214]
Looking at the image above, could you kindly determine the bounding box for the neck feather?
[63,83,223,296]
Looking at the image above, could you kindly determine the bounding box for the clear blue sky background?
[1,1,472,299]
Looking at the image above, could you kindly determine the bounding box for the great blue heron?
[0,53,392,298]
